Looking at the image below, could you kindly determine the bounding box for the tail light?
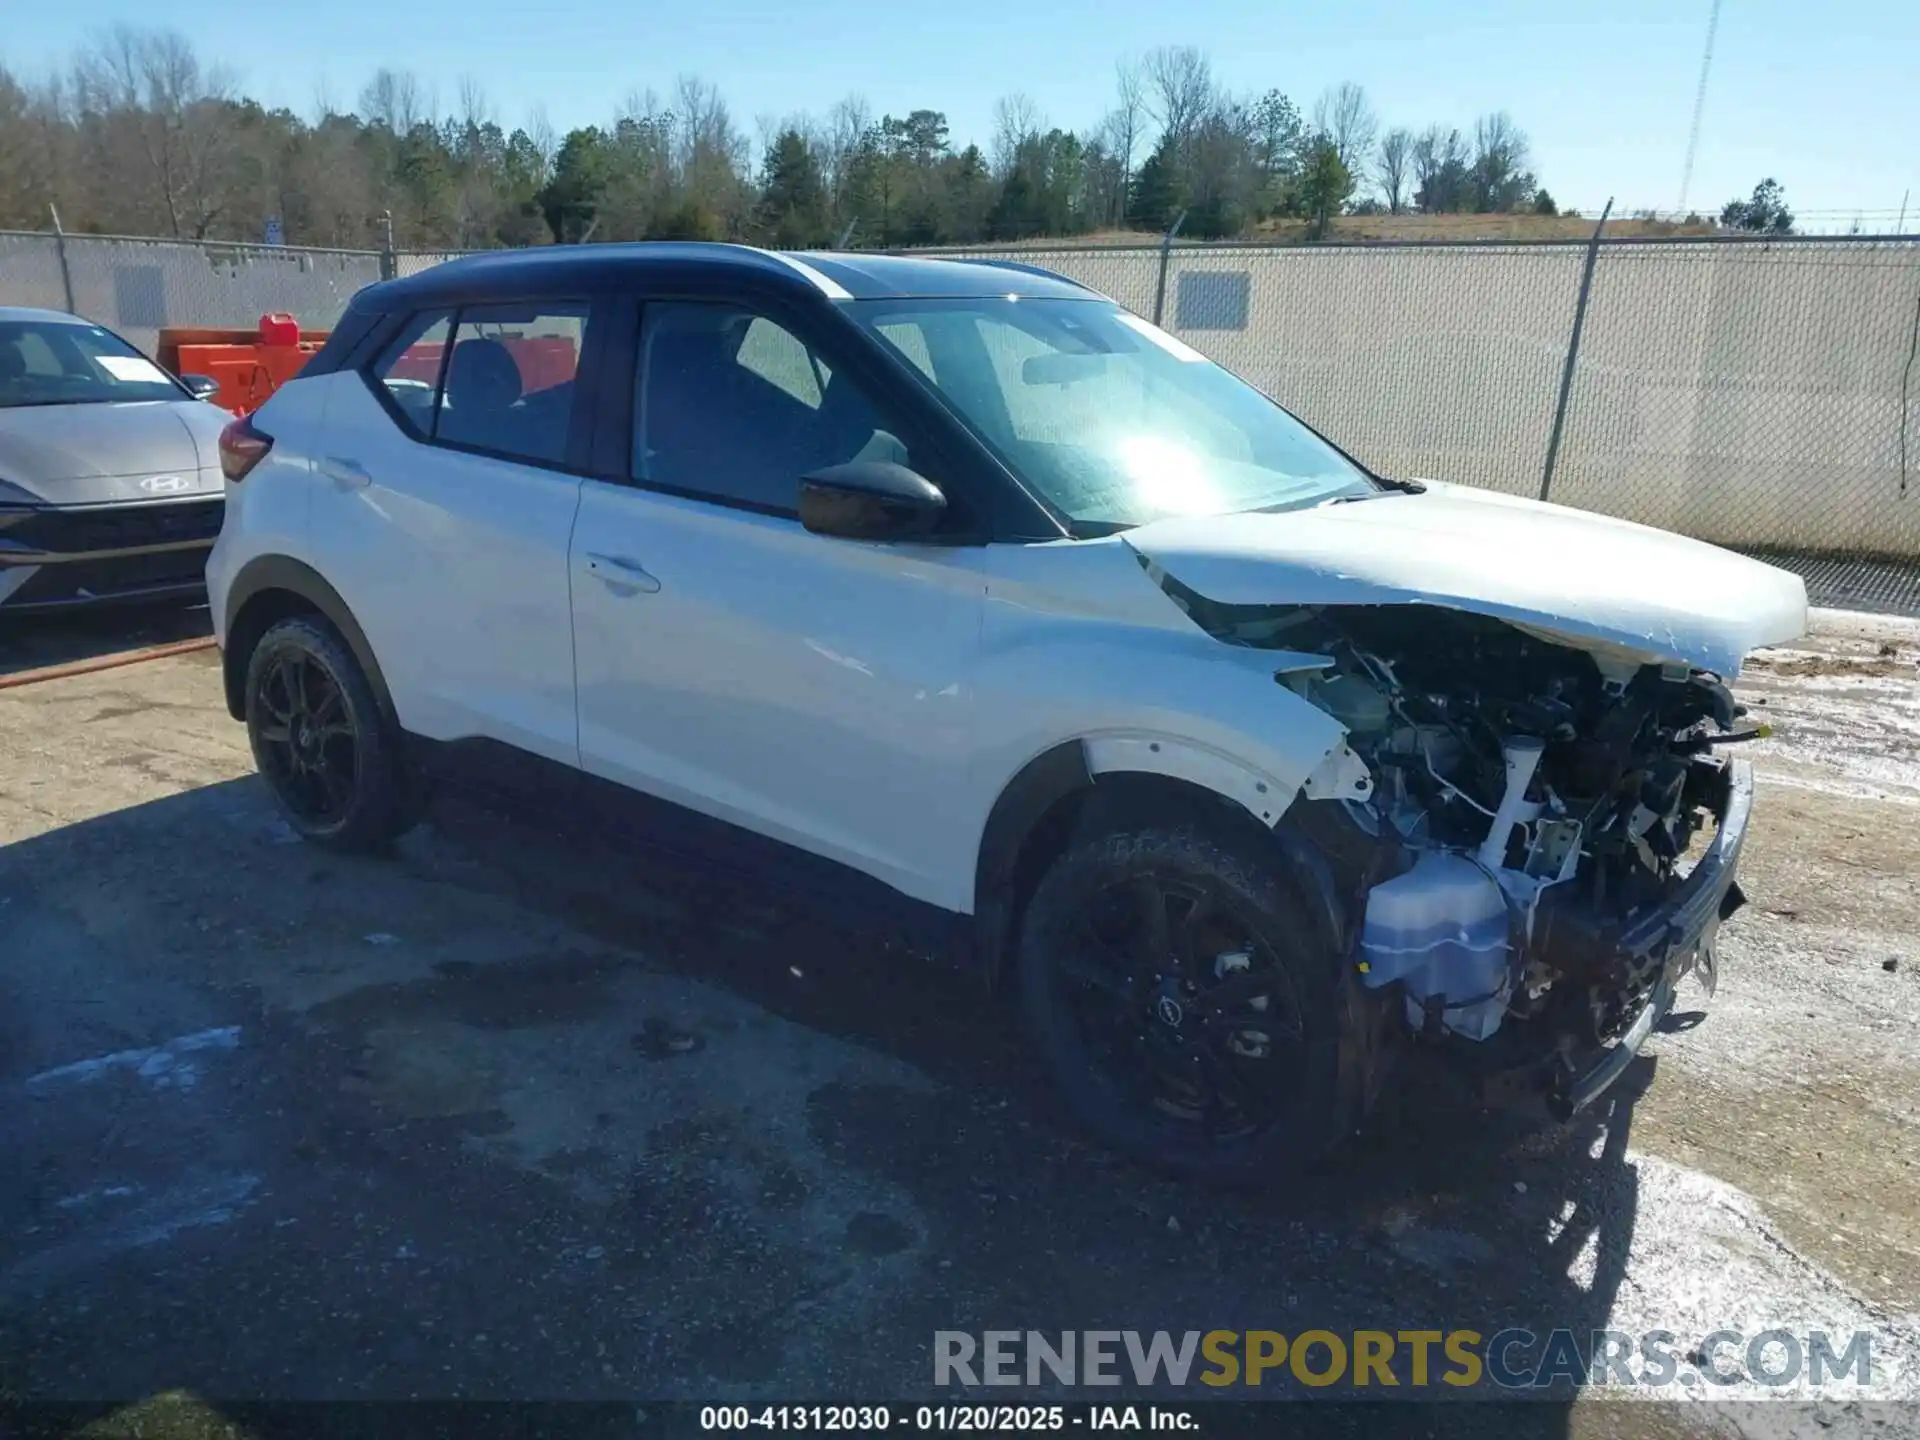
[218,415,274,482]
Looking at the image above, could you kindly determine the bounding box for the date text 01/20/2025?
[699,1405,1199,1431]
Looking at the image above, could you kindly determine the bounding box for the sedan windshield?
[0,319,184,409]
[852,296,1374,530]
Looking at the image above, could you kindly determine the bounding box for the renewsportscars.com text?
[933,1329,1876,1392]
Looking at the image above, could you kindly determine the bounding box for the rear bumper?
[0,499,222,612]
[1546,757,1754,1118]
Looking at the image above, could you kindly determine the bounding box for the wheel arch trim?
[221,555,395,725]
[969,728,1358,983]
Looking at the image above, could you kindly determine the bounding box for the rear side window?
[368,311,451,436]
[436,302,587,466]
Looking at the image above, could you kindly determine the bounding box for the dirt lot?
[2,607,1917,1434]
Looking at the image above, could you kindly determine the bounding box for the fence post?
[1539,199,1613,503]
[380,210,397,282]
[1151,209,1188,326]
[48,204,77,313]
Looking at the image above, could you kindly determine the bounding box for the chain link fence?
[5,227,1919,612]
[928,235,1920,613]
[0,231,384,358]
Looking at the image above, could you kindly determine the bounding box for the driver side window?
[633,302,908,515]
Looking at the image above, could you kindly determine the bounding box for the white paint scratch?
[54,1184,140,1210]
[5,1173,262,1296]
[25,1026,241,1093]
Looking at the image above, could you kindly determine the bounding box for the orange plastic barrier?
[156,313,326,415]
[158,314,579,415]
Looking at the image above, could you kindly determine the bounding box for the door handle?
[584,552,662,595]
[320,455,372,490]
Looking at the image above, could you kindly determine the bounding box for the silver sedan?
[0,306,230,613]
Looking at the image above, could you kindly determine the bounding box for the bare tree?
[991,92,1042,176]
[673,75,749,227]
[1469,111,1533,210]
[310,76,340,124]
[73,26,245,239]
[1410,124,1467,212]
[1375,126,1413,213]
[526,103,558,177]
[1186,102,1260,232]
[1109,57,1147,192]
[445,77,500,246]
[821,93,870,203]
[1311,81,1378,178]
[1142,45,1215,150]
[456,77,492,136]
[358,67,427,133]
[675,75,744,169]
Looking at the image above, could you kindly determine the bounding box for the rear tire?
[244,615,417,852]
[1018,819,1348,1182]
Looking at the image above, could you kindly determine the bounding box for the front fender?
[958,539,1367,901]
[974,615,1355,821]
[1081,732,1321,827]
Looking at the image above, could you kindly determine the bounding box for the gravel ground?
[1,608,1916,1437]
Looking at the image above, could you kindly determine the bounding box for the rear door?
[306,299,599,766]
[568,297,988,912]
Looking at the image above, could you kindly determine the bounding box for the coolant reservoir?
[1359,852,1512,1041]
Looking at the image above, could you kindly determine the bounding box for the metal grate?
[0,500,225,557]
[1738,549,1920,619]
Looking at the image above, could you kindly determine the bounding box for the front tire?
[244,614,416,852]
[1018,820,1348,1182]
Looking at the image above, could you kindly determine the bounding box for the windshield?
[0,319,184,409]
[852,296,1373,530]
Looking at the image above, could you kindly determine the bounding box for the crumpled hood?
[0,400,226,504]
[1124,481,1809,677]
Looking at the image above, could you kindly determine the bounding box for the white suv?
[208,244,1807,1179]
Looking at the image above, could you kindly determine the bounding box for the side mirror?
[799,460,947,542]
[181,373,221,401]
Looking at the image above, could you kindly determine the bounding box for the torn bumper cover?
[1536,758,1754,1118]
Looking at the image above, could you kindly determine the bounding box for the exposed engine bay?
[1166,582,1763,1106]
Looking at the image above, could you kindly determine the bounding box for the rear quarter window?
[366,311,453,436]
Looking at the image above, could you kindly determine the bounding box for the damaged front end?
[1181,587,1764,1117]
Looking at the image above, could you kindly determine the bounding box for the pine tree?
[1126,135,1184,232]
[755,129,830,248]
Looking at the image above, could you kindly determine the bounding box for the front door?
[569,300,985,912]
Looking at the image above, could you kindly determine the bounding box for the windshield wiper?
[1324,477,1427,506]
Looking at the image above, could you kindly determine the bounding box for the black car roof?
[356,243,1097,312]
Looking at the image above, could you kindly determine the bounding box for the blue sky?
[7,0,1915,226]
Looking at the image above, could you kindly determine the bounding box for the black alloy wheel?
[252,647,359,826]
[243,614,417,851]
[1057,871,1307,1141]
[1019,821,1345,1180]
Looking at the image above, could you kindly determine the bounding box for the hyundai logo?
[138,475,193,495]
